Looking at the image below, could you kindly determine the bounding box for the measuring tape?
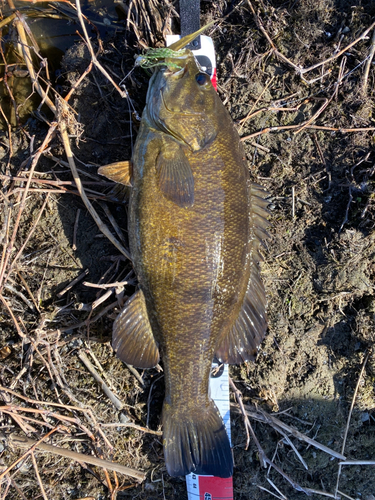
[186,363,233,500]
[166,35,217,91]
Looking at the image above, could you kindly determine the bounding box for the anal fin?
[113,289,159,368]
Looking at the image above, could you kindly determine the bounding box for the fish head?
[145,50,218,151]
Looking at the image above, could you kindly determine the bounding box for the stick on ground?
[9,433,145,482]
[77,349,124,411]
[56,97,132,262]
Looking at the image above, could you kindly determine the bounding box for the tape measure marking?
[186,363,233,500]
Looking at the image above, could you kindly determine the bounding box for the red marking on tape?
[211,69,217,91]
[198,476,233,500]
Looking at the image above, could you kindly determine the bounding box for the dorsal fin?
[215,183,270,364]
[215,262,267,364]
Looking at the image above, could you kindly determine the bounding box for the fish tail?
[162,398,233,478]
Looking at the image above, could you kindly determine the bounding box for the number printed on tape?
[186,364,233,500]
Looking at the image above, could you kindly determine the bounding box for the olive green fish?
[99,26,269,478]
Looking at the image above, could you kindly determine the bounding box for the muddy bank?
[0,0,375,499]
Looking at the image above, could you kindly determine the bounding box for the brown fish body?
[105,46,269,477]
[131,104,250,394]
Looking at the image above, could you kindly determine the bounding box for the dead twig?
[238,76,275,132]
[305,21,375,77]
[72,208,81,251]
[336,491,357,500]
[312,133,327,167]
[230,381,310,494]
[3,283,36,312]
[9,433,145,482]
[237,103,301,126]
[335,350,371,496]
[125,362,146,387]
[0,427,60,481]
[0,385,96,418]
[30,452,49,500]
[339,185,353,233]
[0,174,114,188]
[74,0,128,99]
[56,97,132,262]
[229,377,251,450]
[294,98,330,135]
[257,484,286,500]
[265,478,287,500]
[0,475,11,500]
[64,61,93,102]
[100,422,162,436]
[100,202,126,244]
[16,270,40,313]
[247,0,375,82]
[51,299,119,333]
[7,477,28,500]
[146,375,164,428]
[0,295,26,338]
[302,488,341,499]
[362,28,375,93]
[0,125,57,293]
[3,193,50,288]
[56,269,89,298]
[241,125,375,141]
[84,280,130,289]
[231,403,346,460]
[12,8,56,113]
[77,349,124,411]
[340,460,375,465]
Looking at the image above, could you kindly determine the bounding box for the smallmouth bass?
[99,27,269,478]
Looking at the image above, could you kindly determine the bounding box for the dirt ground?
[1,0,375,499]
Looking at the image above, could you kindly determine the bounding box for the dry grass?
[0,0,375,498]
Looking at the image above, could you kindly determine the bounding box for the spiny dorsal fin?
[113,289,159,368]
[98,161,132,186]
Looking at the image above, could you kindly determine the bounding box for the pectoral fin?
[98,161,132,186]
[112,289,159,368]
[156,139,194,207]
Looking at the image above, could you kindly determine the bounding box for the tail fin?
[162,399,233,478]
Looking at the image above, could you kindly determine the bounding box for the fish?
[98,26,269,478]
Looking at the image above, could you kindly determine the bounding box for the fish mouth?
[164,60,189,78]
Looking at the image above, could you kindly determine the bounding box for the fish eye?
[195,72,210,86]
